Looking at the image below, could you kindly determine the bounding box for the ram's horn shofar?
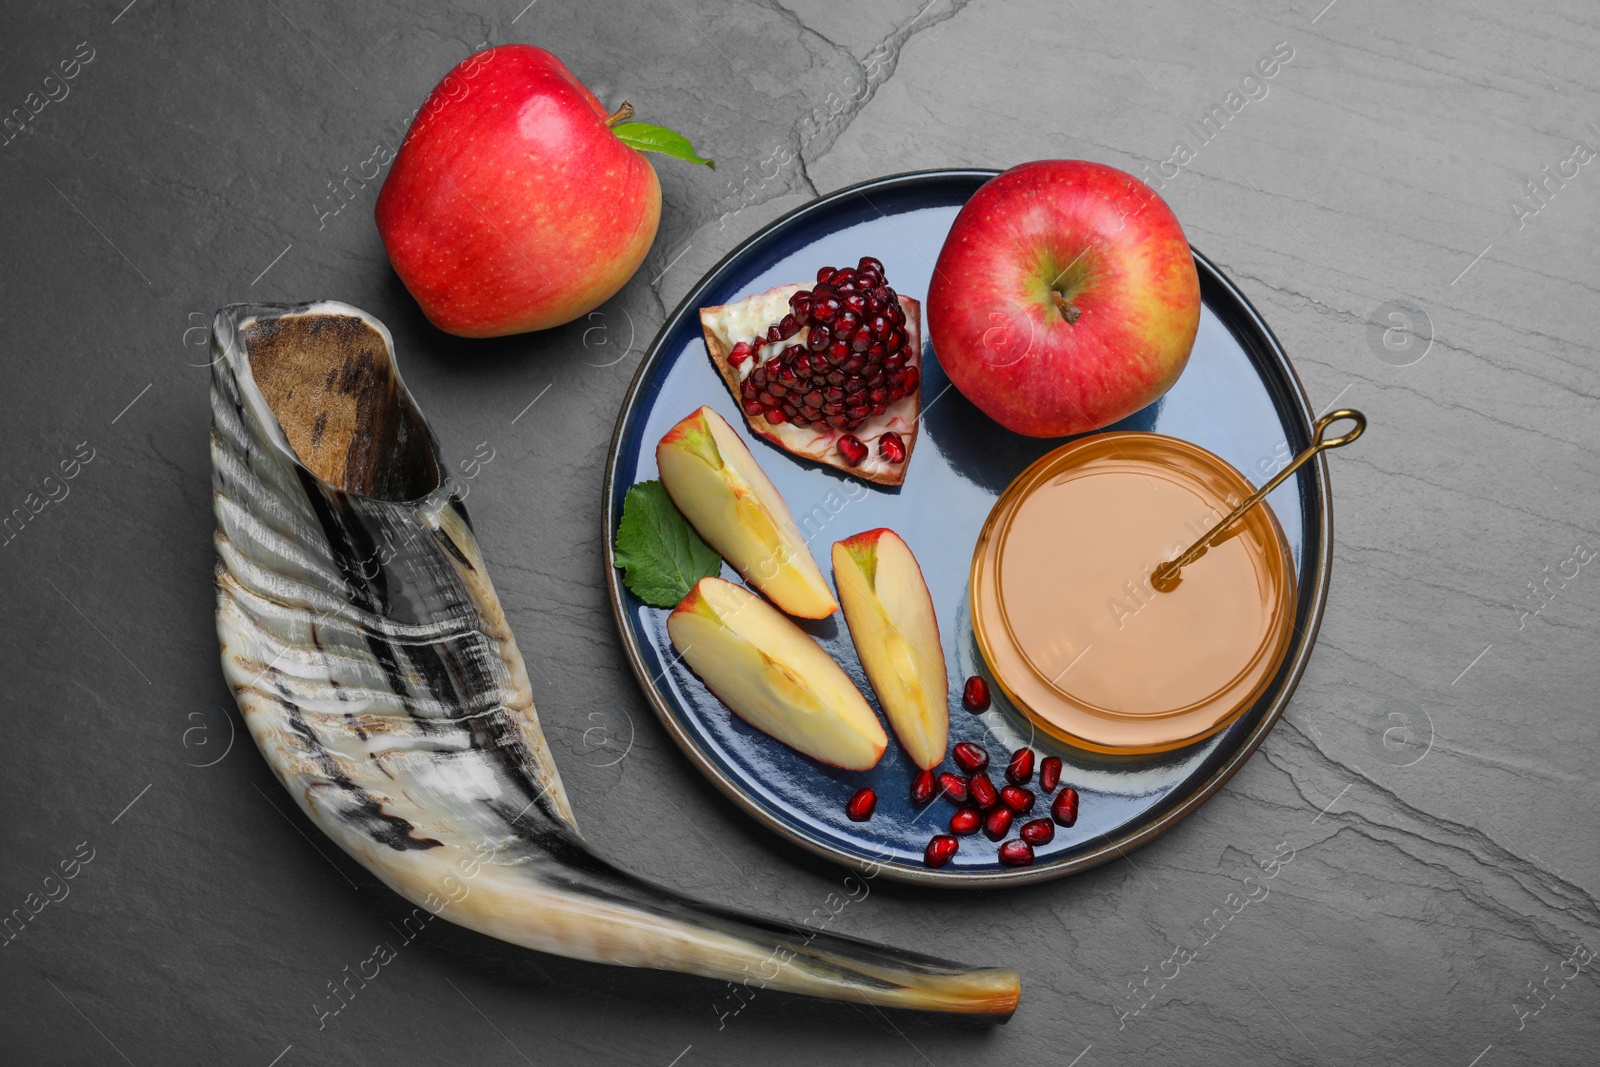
[209,301,1021,1017]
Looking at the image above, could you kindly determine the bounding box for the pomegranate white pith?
[699,258,923,486]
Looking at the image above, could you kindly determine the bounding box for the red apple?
[376,45,710,338]
[927,160,1200,437]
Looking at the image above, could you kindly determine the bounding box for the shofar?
[209,300,1021,1016]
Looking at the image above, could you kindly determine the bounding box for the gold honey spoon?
[1152,409,1366,592]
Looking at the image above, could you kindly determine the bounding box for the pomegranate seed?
[962,676,991,712]
[845,787,876,822]
[911,769,935,806]
[949,806,981,836]
[968,771,998,810]
[1000,786,1034,814]
[998,839,1035,867]
[983,805,1013,841]
[1006,748,1034,785]
[924,834,958,868]
[1039,756,1062,792]
[936,772,969,804]
[734,261,911,434]
[837,434,868,466]
[1051,786,1079,827]
[1019,818,1055,846]
[952,742,989,774]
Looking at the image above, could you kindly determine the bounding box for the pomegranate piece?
[699,258,923,487]
[845,787,877,822]
[1006,748,1034,785]
[982,805,1013,841]
[936,772,969,804]
[910,768,936,807]
[998,839,1035,867]
[1019,818,1055,846]
[1051,786,1080,827]
[949,806,981,836]
[968,771,999,810]
[961,676,991,712]
[952,742,989,774]
[924,834,959,868]
[1000,785,1035,814]
[1039,755,1062,793]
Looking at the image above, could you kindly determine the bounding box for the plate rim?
[601,167,1332,887]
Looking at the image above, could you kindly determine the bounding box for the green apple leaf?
[613,480,722,608]
[612,122,716,169]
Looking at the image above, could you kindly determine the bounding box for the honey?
[971,433,1295,754]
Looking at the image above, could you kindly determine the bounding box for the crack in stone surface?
[796,0,979,177]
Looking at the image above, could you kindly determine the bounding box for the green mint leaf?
[613,480,722,607]
[611,122,716,169]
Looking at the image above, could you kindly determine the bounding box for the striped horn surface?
[209,300,1021,1017]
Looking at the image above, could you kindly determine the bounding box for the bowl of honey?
[970,432,1298,755]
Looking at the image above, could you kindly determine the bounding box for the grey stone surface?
[1,0,1596,1063]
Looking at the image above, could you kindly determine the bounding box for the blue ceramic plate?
[603,170,1332,886]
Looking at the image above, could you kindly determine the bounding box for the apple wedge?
[832,529,948,770]
[657,406,838,619]
[667,577,887,770]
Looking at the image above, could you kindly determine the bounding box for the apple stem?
[606,101,636,127]
[1051,291,1082,324]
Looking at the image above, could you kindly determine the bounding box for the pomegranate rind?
[700,284,922,487]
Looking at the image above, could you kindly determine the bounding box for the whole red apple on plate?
[376,45,711,339]
[927,160,1200,437]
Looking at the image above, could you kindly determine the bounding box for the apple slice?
[668,577,887,770]
[699,257,922,486]
[657,406,837,619]
[832,529,948,770]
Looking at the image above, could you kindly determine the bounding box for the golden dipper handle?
[1152,410,1366,592]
